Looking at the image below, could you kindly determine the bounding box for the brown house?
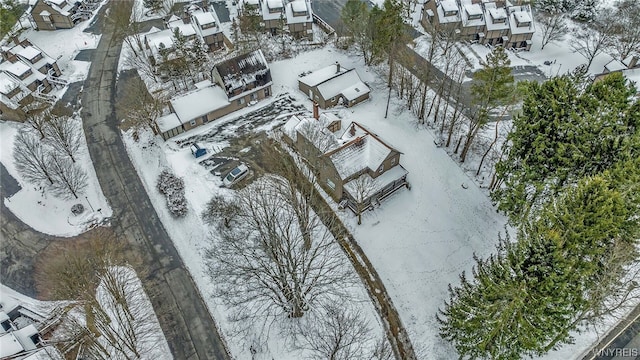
[298,62,370,109]
[157,50,273,139]
[285,0,313,40]
[191,11,229,51]
[30,0,99,31]
[282,113,408,214]
[0,38,64,121]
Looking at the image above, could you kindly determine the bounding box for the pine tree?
[460,46,514,163]
[439,167,639,359]
[492,71,639,222]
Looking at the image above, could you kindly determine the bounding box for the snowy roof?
[460,0,484,27]
[484,3,509,31]
[0,72,20,94]
[145,28,175,50]
[436,0,461,23]
[214,49,270,93]
[299,63,348,87]
[341,81,370,101]
[622,55,639,68]
[170,85,229,123]
[0,324,38,358]
[605,59,627,72]
[507,6,534,35]
[440,0,458,13]
[2,61,30,77]
[168,20,196,38]
[326,122,398,180]
[268,0,283,10]
[316,69,369,101]
[285,0,312,24]
[343,165,408,202]
[48,0,66,5]
[282,115,302,141]
[16,46,41,61]
[156,113,182,133]
[296,116,340,151]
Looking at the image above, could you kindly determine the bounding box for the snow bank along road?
[79,1,230,359]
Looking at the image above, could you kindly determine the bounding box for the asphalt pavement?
[79,1,230,359]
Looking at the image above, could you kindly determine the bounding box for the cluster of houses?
[238,0,314,40]
[0,37,64,121]
[144,2,233,66]
[422,0,535,50]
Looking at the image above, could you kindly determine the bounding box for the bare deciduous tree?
[348,173,375,225]
[204,176,353,333]
[49,153,88,199]
[23,105,51,139]
[13,130,55,185]
[538,13,568,50]
[295,305,373,360]
[571,17,615,70]
[610,0,640,60]
[117,76,166,132]
[45,112,82,163]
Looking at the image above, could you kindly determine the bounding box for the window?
[202,115,208,123]
[378,164,384,173]
[237,98,245,105]
[264,87,270,97]
[250,92,257,101]
[42,15,51,23]
[327,179,335,190]
[391,157,396,165]
[189,119,197,126]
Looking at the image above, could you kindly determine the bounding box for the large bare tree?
[571,15,615,70]
[538,13,568,50]
[45,111,83,163]
[117,76,166,133]
[13,130,55,185]
[204,176,353,334]
[49,152,88,200]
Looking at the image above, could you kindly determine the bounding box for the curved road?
[79,1,230,359]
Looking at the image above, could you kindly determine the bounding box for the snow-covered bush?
[156,169,188,217]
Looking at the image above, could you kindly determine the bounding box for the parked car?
[223,164,249,187]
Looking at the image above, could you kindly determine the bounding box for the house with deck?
[156,50,272,139]
[30,0,100,30]
[282,110,408,214]
[191,10,229,51]
[0,38,64,121]
[298,62,370,109]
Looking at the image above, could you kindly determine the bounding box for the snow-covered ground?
[0,119,112,237]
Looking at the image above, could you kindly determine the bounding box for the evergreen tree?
[439,166,640,359]
[0,0,22,37]
[492,71,639,222]
[340,0,371,60]
[460,46,514,163]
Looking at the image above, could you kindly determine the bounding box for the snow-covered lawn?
[0,120,112,237]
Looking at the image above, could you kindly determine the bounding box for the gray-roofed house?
[298,62,370,109]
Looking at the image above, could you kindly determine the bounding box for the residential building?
[238,0,313,40]
[0,38,64,121]
[191,10,228,51]
[30,0,100,30]
[156,50,272,139]
[421,0,534,50]
[282,110,408,213]
[594,59,640,93]
[298,62,370,109]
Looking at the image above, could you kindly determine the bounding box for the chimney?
[12,36,20,46]
[335,61,340,73]
[313,101,319,120]
[349,123,356,137]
